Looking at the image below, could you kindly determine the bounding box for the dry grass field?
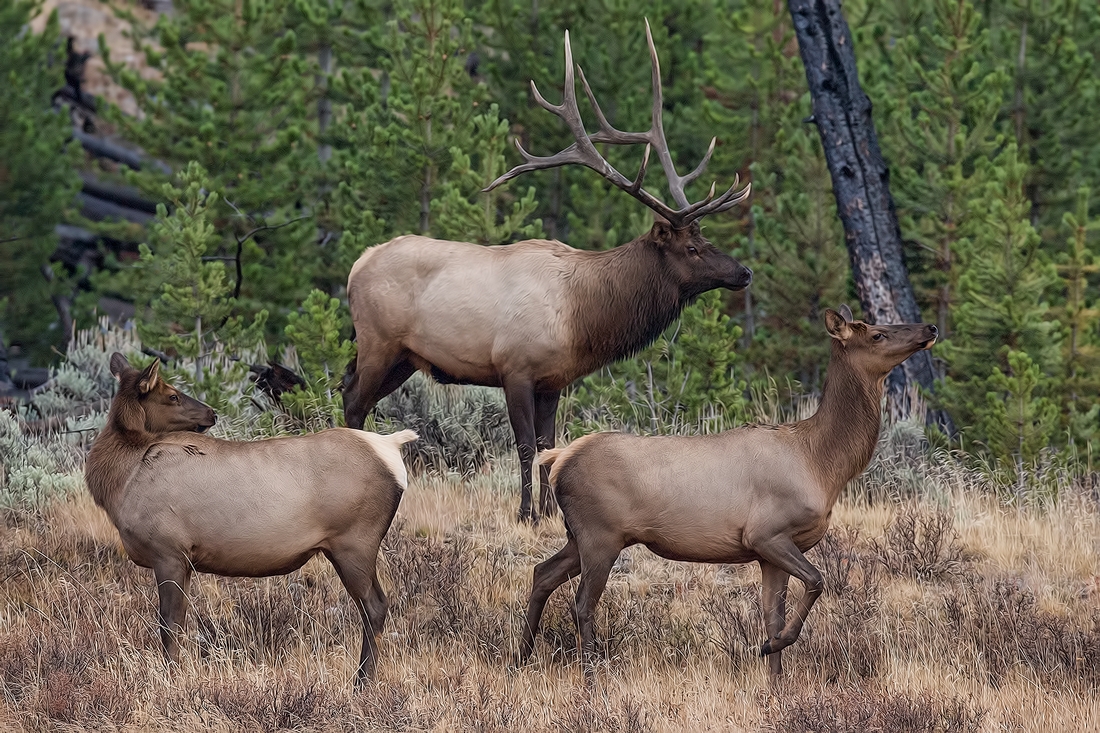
[2,442,1099,732]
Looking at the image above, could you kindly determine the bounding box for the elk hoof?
[760,639,773,656]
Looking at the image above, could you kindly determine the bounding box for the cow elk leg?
[329,546,389,685]
[757,537,824,659]
[517,534,582,664]
[153,559,192,666]
[504,380,538,522]
[759,562,791,681]
[573,543,618,680]
[534,390,561,518]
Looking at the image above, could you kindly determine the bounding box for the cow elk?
[85,353,417,685]
[344,21,752,522]
[519,307,938,681]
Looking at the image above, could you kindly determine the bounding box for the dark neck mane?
[85,391,152,511]
[568,236,688,375]
[800,342,884,500]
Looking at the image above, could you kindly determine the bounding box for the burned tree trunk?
[788,0,947,426]
[0,326,14,394]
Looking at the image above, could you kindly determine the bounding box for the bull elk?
[518,307,937,680]
[85,353,417,684]
[344,21,752,522]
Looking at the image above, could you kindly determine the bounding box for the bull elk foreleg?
[534,390,561,518]
[504,379,538,522]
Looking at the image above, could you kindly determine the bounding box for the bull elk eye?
[872,333,886,342]
[688,246,698,255]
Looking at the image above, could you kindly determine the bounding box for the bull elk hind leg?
[343,344,414,430]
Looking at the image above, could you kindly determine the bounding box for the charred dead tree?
[787,0,951,430]
[0,327,14,394]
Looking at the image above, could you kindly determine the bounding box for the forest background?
[3,0,1100,478]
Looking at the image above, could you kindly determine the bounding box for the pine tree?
[329,0,542,252]
[698,2,806,344]
[746,122,850,392]
[0,2,82,360]
[432,105,543,244]
[874,0,1008,340]
[281,288,356,424]
[978,350,1059,493]
[284,289,355,386]
[1052,186,1100,447]
[99,0,319,332]
[130,162,267,393]
[989,0,1100,238]
[939,142,1062,460]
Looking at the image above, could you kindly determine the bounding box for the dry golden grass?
[2,461,1099,732]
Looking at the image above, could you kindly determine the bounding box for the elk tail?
[386,429,419,445]
[537,447,565,468]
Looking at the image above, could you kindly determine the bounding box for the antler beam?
[484,20,750,229]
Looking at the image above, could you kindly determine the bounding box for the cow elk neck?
[797,308,939,502]
[86,354,215,514]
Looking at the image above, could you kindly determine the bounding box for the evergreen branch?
[222,198,311,301]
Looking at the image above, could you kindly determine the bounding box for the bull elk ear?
[109,352,131,381]
[651,216,674,243]
[838,304,854,323]
[137,359,161,394]
[824,309,853,341]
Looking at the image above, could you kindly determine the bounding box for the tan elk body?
[85,353,417,684]
[344,23,752,522]
[519,307,938,679]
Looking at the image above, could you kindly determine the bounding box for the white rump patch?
[356,430,418,490]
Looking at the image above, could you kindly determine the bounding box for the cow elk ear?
[824,309,853,341]
[109,352,131,381]
[137,359,161,394]
[838,304,854,323]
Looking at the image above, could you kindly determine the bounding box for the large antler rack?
[484,19,751,230]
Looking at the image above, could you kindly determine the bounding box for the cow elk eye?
[688,246,698,255]
[170,394,180,403]
[872,333,886,342]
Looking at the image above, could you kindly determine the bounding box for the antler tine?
[486,31,592,192]
[679,178,753,227]
[627,144,652,194]
[578,65,649,146]
[680,137,717,189]
[641,18,691,210]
